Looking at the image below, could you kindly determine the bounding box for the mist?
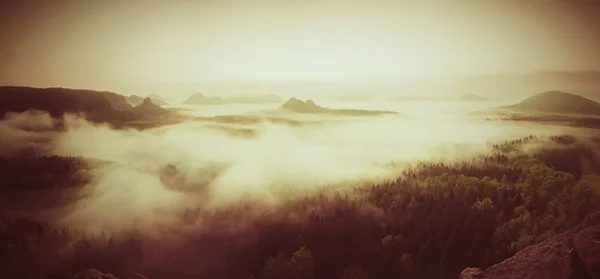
[0,100,572,234]
[0,110,58,156]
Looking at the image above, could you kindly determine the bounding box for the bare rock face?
[460,268,483,279]
[573,226,600,279]
[459,212,600,279]
[72,269,118,279]
[127,274,149,279]
[72,269,148,279]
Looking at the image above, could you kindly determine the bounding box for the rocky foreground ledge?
[460,212,600,279]
[72,268,148,279]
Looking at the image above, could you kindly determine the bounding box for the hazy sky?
[1,0,600,94]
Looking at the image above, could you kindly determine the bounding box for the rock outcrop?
[281,98,326,113]
[127,95,168,106]
[280,97,398,116]
[460,212,600,279]
[131,97,172,118]
[72,268,148,279]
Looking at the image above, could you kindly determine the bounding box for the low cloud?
[0,102,571,233]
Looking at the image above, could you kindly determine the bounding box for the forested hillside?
[1,135,599,279]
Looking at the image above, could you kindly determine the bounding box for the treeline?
[1,135,600,279]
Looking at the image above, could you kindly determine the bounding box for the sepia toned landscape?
[1,1,600,279]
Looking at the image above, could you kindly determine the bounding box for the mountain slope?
[504,91,600,115]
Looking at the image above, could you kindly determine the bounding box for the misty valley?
[1,86,600,279]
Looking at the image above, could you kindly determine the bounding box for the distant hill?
[0,86,179,126]
[503,90,600,115]
[131,97,172,117]
[451,70,600,101]
[184,93,282,105]
[126,94,169,106]
[280,98,397,116]
[281,98,327,113]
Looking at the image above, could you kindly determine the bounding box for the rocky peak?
[281,98,323,113]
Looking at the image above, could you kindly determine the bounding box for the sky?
[1,0,600,95]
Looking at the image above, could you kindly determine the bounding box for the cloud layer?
[0,102,570,232]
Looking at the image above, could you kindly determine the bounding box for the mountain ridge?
[0,86,179,126]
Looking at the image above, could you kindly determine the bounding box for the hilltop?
[131,97,173,118]
[281,98,327,113]
[280,97,397,116]
[503,91,600,115]
[126,95,168,106]
[184,93,282,105]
